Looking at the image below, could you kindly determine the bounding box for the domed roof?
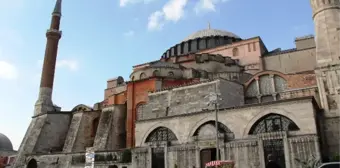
[182,28,240,42]
[0,133,13,151]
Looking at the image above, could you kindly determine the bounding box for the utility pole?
[214,101,220,161]
[214,85,220,161]
[206,84,220,161]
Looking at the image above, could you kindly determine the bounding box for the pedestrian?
[265,154,282,168]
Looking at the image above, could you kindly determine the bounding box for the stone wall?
[34,113,72,153]
[105,105,127,150]
[263,47,316,74]
[21,150,131,168]
[131,134,321,168]
[63,113,83,153]
[70,111,100,152]
[168,146,196,168]
[322,116,340,157]
[224,140,260,168]
[288,135,320,168]
[94,105,127,150]
[135,97,318,147]
[138,79,244,120]
[131,148,149,168]
[181,58,242,73]
[211,71,252,83]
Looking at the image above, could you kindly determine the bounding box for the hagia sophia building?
[3,0,340,168]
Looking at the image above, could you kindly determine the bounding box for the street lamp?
[205,85,222,161]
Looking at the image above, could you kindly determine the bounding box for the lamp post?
[206,85,221,161]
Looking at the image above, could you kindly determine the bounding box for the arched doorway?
[200,148,221,168]
[193,121,234,168]
[249,113,299,168]
[145,127,178,168]
[27,159,37,168]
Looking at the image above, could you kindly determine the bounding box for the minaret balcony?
[46,29,62,38]
[46,29,62,35]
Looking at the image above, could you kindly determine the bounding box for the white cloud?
[123,30,135,37]
[119,0,156,7]
[194,0,229,14]
[0,61,18,80]
[147,0,188,31]
[38,59,79,71]
[163,0,188,21]
[148,11,165,31]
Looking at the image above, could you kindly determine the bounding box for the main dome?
[182,28,240,42]
[0,133,13,151]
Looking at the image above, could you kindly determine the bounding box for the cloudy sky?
[0,0,314,150]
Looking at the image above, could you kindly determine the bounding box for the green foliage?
[295,155,321,168]
[330,153,340,162]
[174,164,178,168]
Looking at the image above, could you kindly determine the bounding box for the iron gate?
[152,147,165,168]
[263,139,286,168]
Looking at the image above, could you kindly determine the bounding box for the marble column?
[148,147,152,168]
[283,133,291,168]
[314,136,321,160]
[220,145,226,160]
[288,139,295,168]
[165,146,168,168]
[196,147,200,168]
[258,139,265,168]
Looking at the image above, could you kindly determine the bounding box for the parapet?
[294,35,315,50]
[295,35,314,41]
[310,0,340,16]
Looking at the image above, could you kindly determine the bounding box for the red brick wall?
[162,78,200,88]
[126,79,158,147]
[286,73,316,89]
[244,70,316,89]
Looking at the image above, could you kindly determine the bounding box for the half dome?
[182,28,240,42]
[0,133,13,151]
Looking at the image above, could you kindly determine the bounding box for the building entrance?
[152,147,165,168]
[263,139,286,168]
[200,148,220,168]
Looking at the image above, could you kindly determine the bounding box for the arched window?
[145,127,178,142]
[91,118,99,137]
[232,48,239,56]
[168,71,174,77]
[136,103,145,120]
[153,70,160,77]
[193,121,234,141]
[27,159,38,168]
[249,113,299,135]
[140,73,146,79]
[131,76,135,81]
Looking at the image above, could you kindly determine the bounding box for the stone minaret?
[34,0,63,115]
[12,1,65,167]
[310,0,340,113]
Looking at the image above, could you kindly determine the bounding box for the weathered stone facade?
[12,0,340,167]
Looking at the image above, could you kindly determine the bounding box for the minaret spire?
[208,22,211,29]
[34,0,63,115]
[53,0,62,16]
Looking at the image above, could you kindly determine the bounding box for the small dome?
[182,28,240,42]
[0,133,13,151]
